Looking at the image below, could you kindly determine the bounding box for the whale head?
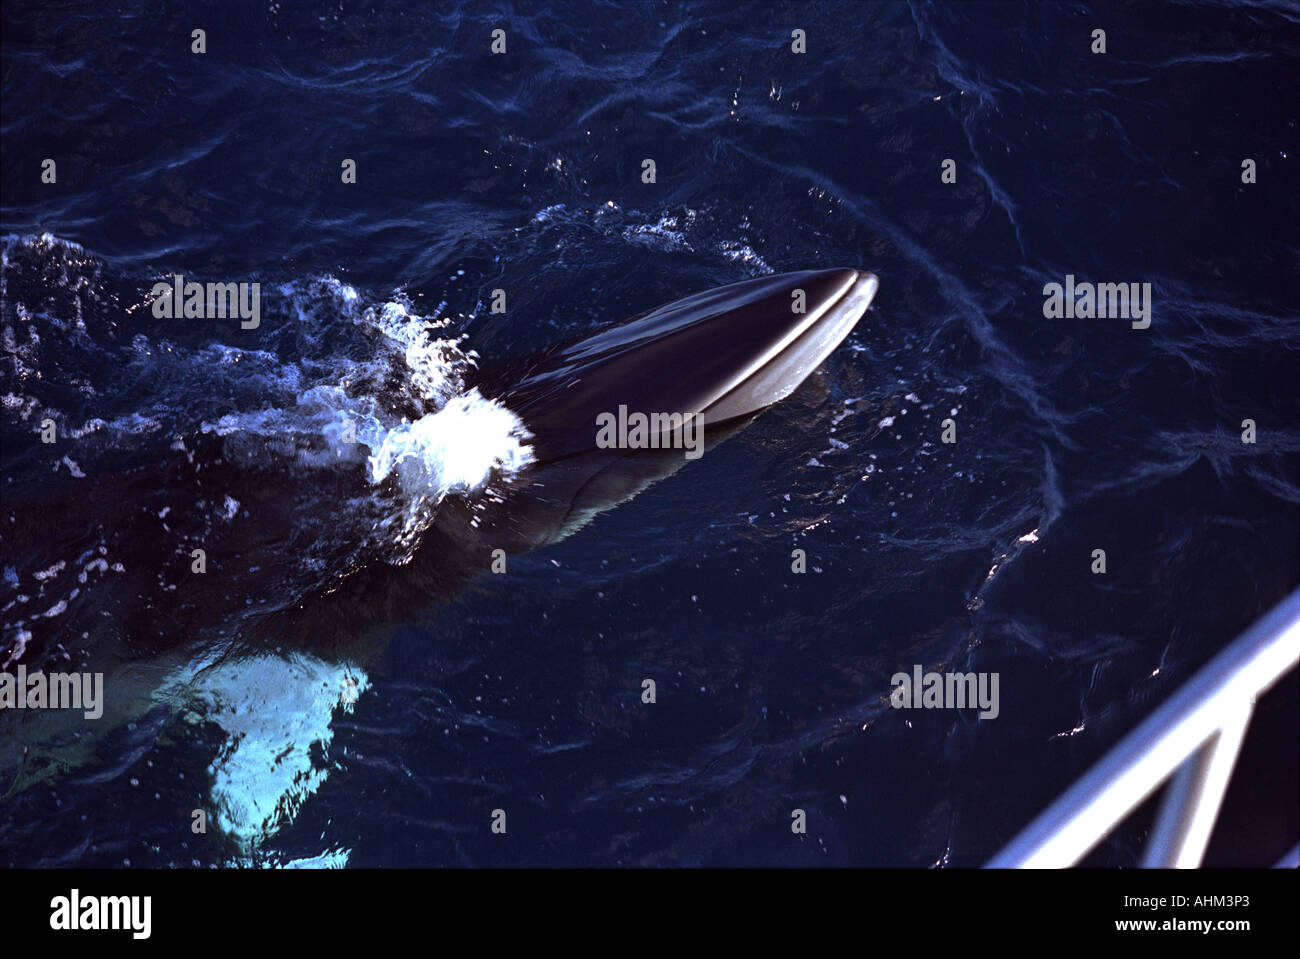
[492,268,879,462]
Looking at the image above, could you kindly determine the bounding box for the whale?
[261,267,880,642]
[2,266,879,666]
[0,267,878,845]
[3,265,880,668]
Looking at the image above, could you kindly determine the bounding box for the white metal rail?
[987,588,1300,868]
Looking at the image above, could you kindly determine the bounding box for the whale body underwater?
[0,266,879,833]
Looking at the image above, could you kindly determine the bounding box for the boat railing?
[986,587,1300,868]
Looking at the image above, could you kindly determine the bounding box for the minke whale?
[2,268,880,666]
[273,267,880,642]
[1,268,878,830]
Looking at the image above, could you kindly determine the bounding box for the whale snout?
[497,268,879,461]
[698,268,879,424]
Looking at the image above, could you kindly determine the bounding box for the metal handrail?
[987,587,1300,868]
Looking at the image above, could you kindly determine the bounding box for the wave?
[0,233,533,670]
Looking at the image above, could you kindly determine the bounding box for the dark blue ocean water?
[1,0,1297,867]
